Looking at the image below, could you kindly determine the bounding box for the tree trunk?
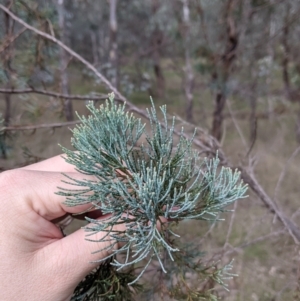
[109,0,118,88]
[281,2,291,97]
[212,91,226,141]
[3,89,11,128]
[296,110,300,144]
[182,0,194,123]
[151,0,165,99]
[91,31,99,66]
[1,84,11,159]
[211,0,239,141]
[153,54,165,99]
[57,0,73,121]
[249,81,257,144]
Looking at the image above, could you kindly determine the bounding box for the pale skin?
[0,155,128,301]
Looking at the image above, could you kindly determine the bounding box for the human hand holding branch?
[0,155,127,301]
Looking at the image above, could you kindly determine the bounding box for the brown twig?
[240,168,300,244]
[3,120,80,131]
[226,97,248,150]
[0,26,27,54]
[274,145,300,201]
[224,229,286,257]
[223,201,238,249]
[0,88,111,101]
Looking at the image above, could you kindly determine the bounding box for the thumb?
[41,216,123,293]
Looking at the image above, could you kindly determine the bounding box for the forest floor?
[1,69,300,301]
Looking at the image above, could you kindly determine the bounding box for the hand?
[0,155,120,301]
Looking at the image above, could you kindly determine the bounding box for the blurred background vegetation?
[1,0,300,300]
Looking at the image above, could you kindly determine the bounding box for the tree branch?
[3,120,80,131]
[240,168,300,244]
[224,229,286,257]
[0,26,27,54]
[0,88,111,101]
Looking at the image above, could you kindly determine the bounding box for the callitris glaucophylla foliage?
[57,93,248,301]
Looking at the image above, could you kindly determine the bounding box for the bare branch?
[46,18,55,37]
[223,201,238,249]
[251,0,286,14]
[3,121,80,131]
[0,26,27,53]
[226,97,248,150]
[274,145,300,201]
[0,88,111,101]
[224,229,286,257]
[240,168,300,244]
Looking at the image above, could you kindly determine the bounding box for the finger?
[4,169,97,220]
[41,217,125,286]
[20,154,78,173]
[43,213,168,286]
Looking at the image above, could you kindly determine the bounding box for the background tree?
[56,0,73,121]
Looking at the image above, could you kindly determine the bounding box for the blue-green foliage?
[58,93,247,284]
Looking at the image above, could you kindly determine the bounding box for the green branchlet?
[142,240,236,301]
[57,93,247,296]
[71,258,142,301]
